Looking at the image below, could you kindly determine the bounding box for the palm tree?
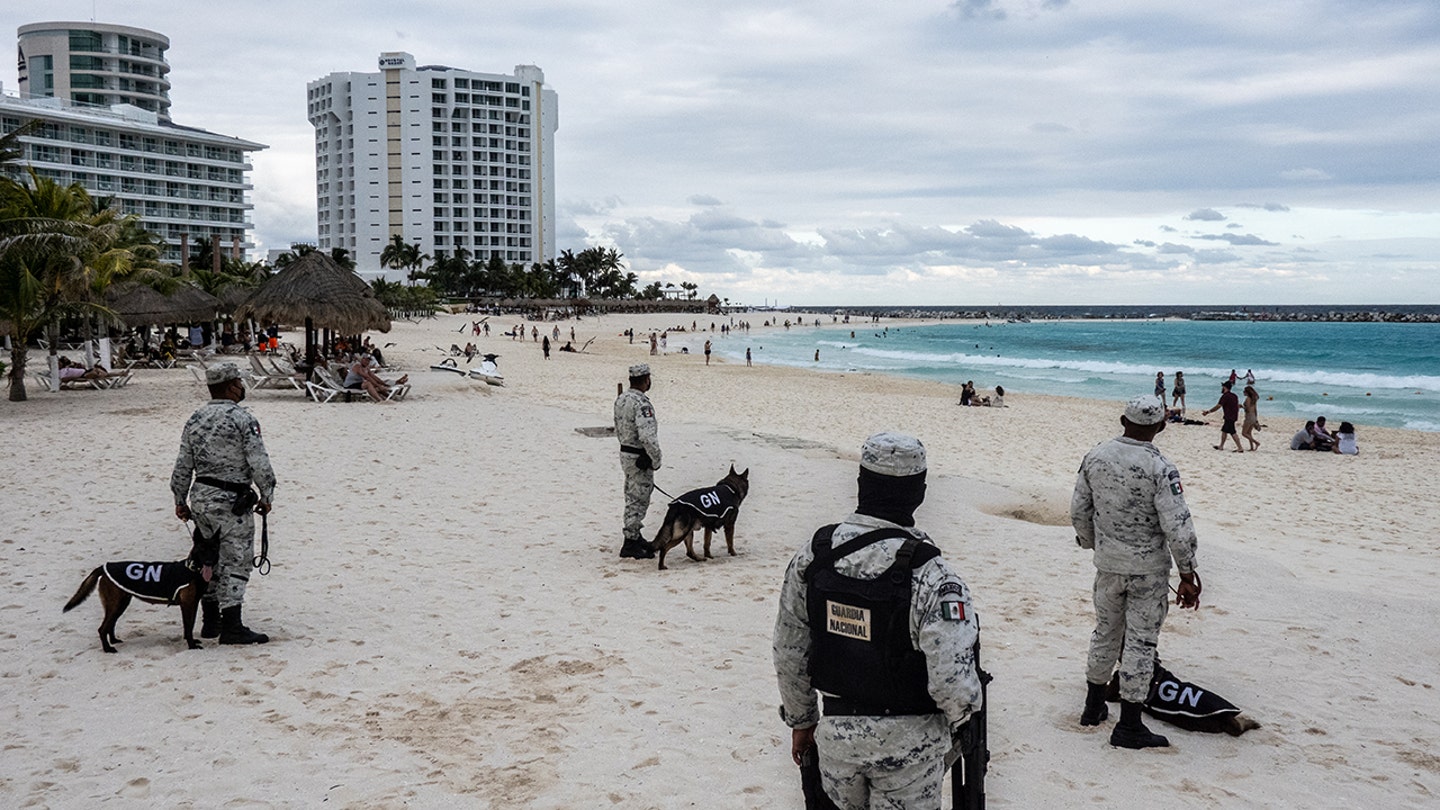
[0,119,43,175]
[0,171,143,400]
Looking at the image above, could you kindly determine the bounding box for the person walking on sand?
[1073,395,1201,749]
[1240,385,1261,450]
[705,339,712,366]
[1154,372,1167,409]
[1171,371,1186,413]
[1203,381,1244,452]
[746,347,752,367]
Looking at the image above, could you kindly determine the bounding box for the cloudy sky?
[8,1,1440,305]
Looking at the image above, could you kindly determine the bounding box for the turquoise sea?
[703,318,1440,432]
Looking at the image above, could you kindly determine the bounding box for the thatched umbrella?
[233,251,390,363]
[108,283,223,328]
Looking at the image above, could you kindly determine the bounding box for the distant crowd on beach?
[1146,367,1358,456]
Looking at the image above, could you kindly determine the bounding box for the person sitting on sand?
[559,341,577,352]
[1310,417,1336,452]
[1291,421,1316,451]
[989,385,1005,407]
[1332,422,1359,455]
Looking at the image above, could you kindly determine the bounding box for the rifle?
[951,636,992,810]
[799,746,841,810]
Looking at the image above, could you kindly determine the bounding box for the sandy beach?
[3,311,1439,808]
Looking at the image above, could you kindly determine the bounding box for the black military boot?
[1080,680,1110,726]
[218,605,270,645]
[200,600,221,639]
[1110,700,1169,749]
[619,538,655,559]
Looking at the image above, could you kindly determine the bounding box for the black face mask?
[855,468,927,527]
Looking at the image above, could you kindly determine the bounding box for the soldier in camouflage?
[774,432,983,809]
[1072,394,1202,749]
[171,364,276,645]
[614,363,661,559]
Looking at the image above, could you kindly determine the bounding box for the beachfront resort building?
[307,52,558,276]
[3,21,265,263]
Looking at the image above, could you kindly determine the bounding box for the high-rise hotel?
[307,52,558,276]
[4,21,264,263]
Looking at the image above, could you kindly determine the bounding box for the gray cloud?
[688,194,724,207]
[1195,233,1280,246]
[1185,208,1227,222]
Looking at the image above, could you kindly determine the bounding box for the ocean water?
[699,319,1440,432]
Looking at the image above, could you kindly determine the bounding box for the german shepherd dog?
[63,529,219,653]
[650,466,749,571]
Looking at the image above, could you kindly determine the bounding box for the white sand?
[3,312,1438,808]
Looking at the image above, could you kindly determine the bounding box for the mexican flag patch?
[1170,481,1184,496]
[941,601,965,622]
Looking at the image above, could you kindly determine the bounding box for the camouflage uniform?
[171,398,276,610]
[774,434,982,810]
[1071,435,1197,702]
[614,368,661,549]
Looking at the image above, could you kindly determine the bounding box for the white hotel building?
[307,52,558,276]
[4,22,264,263]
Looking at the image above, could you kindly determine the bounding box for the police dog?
[62,530,218,653]
[650,466,749,571]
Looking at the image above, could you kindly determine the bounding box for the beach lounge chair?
[247,355,304,391]
[309,366,409,403]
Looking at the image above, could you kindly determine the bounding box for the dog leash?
[652,482,677,500]
[253,508,271,575]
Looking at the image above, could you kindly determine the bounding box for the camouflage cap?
[205,364,243,385]
[860,432,927,476]
[1124,394,1165,425]
[629,363,651,378]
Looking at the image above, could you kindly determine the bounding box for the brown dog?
[63,531,218,653]
[650,466,749,570]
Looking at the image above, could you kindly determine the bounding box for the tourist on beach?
[1203,381,1244,452]
[773,432,982,806]
[649,333,658,356]
[746,347,752,367]
[1291,421,1316,451]
[171,364,275,646]
[1171,372,1186,413]
[1240,385,1261,450]
[990,385,1005,407]
[1244,369,1256,386]
[1154,372,1167,408]
[960,381,975,406]
[1072,395,1201,749]
[542,336,551,360]
[1333,422,1359,455]
[705,339,712,366]
[1311,417,1336,452]
[614,363,660,560]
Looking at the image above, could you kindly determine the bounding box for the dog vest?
[101,561,197,604]
[670,484,741,531]
[804,525,941,715]
[1144,664,1243,728]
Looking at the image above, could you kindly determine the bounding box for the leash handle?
[253,508,271,575]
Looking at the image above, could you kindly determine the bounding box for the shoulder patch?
[941,600,966,622]
[937,581,963,599]
[640,405,654,418]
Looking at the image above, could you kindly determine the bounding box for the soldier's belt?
[195,476,250,494]
[822,697,941,717]
[620,445,645,455]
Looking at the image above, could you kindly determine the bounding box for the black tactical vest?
[803,524,941,715]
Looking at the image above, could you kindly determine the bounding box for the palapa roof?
[233,252,390,334]
[107,282,223,327]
